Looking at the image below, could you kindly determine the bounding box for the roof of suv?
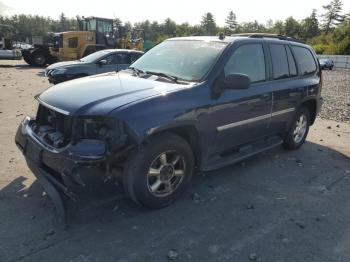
[168,33,308,47]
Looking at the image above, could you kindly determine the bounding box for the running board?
[201,136,283,171]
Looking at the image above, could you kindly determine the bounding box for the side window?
[291,46,317,75]
[286,46,297,76]
[115,53,130,64]
[269,44,289,80]
[130,53,143,63]
[102,54,116,65]
[68,37,78,48]
[224,44,265,83]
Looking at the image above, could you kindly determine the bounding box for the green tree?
[225,11,238,34]
[301,9,319,40]
[272,20,285,34]
[201,12,217,35]
[162,18,177,36]
[321,0,345,34]
[284,16,301,38]
[238,20,265,33]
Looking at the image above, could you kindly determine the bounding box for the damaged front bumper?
[15,116,107,227]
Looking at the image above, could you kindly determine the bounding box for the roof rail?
[231,33,305,44]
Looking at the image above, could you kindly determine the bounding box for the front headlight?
[52,68,67,75]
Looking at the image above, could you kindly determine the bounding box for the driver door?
[96,54,118,74]
[209,42,273,155]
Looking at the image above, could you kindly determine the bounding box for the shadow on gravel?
[1,141,350,261]
[0,63,46,77]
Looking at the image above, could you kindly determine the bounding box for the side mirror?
[98,59,107,66]
[224,73,250,89]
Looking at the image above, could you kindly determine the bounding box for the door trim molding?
[217,107,295,131]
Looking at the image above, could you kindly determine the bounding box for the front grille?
[32,104,73,148]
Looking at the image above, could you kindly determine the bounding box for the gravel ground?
[319,69,350,123]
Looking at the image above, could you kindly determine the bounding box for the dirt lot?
[0,60,350,262]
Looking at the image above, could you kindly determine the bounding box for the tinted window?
[286,46,297,76]
[102,54,117,65]
[269,44,289,80]
[130,53,143,63]
[224,44,265,83]
[116,53,129,64]
[291,46,317,75]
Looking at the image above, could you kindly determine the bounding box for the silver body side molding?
[217,107,295,131]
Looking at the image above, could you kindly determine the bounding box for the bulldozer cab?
[78,16,115,47]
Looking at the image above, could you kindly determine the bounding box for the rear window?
[291,46,317,75]
[269,44,289,80]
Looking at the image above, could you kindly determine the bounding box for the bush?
[312,44,329,54]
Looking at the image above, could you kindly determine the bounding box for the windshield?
[80,50,109,63]
[131,40,228,81]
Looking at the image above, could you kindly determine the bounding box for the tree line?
[0,0,349,54]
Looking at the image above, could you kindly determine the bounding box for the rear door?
[267,43,303,133]
[268,44,318,133]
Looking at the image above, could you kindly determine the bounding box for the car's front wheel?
[283,107,310,150]
[123,132,194,209]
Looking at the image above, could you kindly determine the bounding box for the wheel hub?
[160,164,174,181]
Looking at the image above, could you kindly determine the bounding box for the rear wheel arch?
[300,99,317,125]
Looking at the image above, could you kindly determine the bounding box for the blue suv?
[15,34,322,224]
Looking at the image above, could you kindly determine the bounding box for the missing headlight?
[73,117,128,151]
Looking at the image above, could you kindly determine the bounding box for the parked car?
[319,58,334,70]
[45,49,144,84]
[16,34,322,225]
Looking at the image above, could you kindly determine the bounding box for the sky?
[1,0,349,26]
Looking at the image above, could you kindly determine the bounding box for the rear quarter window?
[291,46,317,75]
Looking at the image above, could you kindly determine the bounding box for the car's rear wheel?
[283,107,310,150]
[123,132,194,209]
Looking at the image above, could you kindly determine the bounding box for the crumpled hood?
[38,71,189,116]
[46,60,86,70]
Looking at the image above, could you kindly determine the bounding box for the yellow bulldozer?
[22,16,144,66]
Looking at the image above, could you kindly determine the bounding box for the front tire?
[31,51,47,67]
[283,107,310,150]
[123,132,194,209]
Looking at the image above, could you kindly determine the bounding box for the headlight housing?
[73,117,127,151]
[52,68,67,75]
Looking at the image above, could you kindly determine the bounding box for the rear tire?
[283,107,310,150]
[123,132,194,209]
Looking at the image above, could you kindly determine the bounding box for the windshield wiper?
[129,66,145,76]
[145,71,179,83]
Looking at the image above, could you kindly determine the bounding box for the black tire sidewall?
[283,107,310,150]
[123,133,194,209]
[32,52,47,67]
